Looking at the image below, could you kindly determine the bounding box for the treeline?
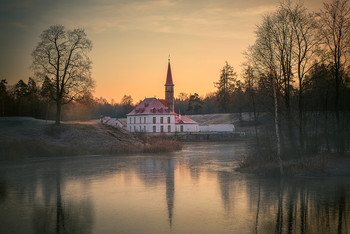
[0,78,134,120]
[235,0,350,166]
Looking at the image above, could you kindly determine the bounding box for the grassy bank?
[0,118,182,159]
[143,137,182,153]
[237,141,350,176]
[237,155,328,176]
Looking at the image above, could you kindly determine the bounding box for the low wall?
[175,131,246,141]
[199,124,235,132]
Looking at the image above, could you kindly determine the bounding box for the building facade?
[126,59,199,133]
[127,98,176,133]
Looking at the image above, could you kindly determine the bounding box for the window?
[180,125,183,132]
[161,126,164,133]
[139,117,141,123]
[134,126,136,132]
[130,118,132,124]
[160,117,163,124]
[139,126,141,131]
[167,117,170,124]
[134,117,136,124]
[168,125,171,132]
[144,117,146,124]
[130,126,131,131]
[153,126,156,133]
[153,117,156,124]
[144,126,146,132]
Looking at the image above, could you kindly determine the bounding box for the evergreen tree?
[214,62,237,112]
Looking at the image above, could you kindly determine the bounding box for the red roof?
[165,60,174,86]
[175,115,197,124]
[127,98,176,115]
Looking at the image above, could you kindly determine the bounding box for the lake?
[0,141,349,233]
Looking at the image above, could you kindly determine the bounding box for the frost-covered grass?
[0,118,143,159]
[0,117,184,159]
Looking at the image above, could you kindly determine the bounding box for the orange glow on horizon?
[0,0,324,104]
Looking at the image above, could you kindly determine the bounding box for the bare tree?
[286,1,319,151]
[317,0,350,154]
[243,65,259,143]
[248,14,284,175]
[32,25,94,124]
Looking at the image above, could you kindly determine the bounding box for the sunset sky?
[1,0,324,103]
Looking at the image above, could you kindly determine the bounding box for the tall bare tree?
[285,1,319,151]
[248,14,284,175]
[242,65,259,143]
[32,25,94,124]
[317,0,350,154]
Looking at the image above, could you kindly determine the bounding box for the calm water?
[0,142,349,234]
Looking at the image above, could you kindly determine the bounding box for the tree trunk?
[252,93,259,144]
[299,85,304,153]
[1,99,4,116]
[335,65,344,154]
[55,99,62,124]
[274,83,284,176]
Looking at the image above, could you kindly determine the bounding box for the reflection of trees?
[217,171,233,211]
[33,165,93,234]
[217,174,350,233]
[0,161,94,234]
[275,179,283,234]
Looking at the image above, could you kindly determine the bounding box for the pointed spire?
[165,56,174,86]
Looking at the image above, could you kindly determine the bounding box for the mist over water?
[0,142,349,233]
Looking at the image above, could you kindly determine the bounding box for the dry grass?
[237,156,329,176]
[0,118,183,159]
[237,140,330,176]
[0,119,144,159]
[143,137,182,153]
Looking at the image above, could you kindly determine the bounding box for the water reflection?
[133,156,175,226]
[0,160,94,234]
[217,173,350,234]
[32,165,93,234]
[0,142,349,233]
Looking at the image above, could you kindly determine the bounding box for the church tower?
[165,58,174,112]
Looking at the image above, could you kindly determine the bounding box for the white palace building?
[126,59,199,134]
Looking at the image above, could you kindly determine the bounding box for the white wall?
[199,124,235,132]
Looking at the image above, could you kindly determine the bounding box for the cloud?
[42,0,276,40]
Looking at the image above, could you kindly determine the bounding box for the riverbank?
[0,117,181,159]
[237,152,350,176]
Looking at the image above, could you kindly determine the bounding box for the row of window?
[129,116,171,124]
[129,125,184,133]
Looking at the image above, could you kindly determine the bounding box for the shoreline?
[0,117,181,159]
[236,152,350,177]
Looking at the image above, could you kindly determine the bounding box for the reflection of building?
[126,59,199,133]
[136,156,175,226]
[166,158,175,226]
